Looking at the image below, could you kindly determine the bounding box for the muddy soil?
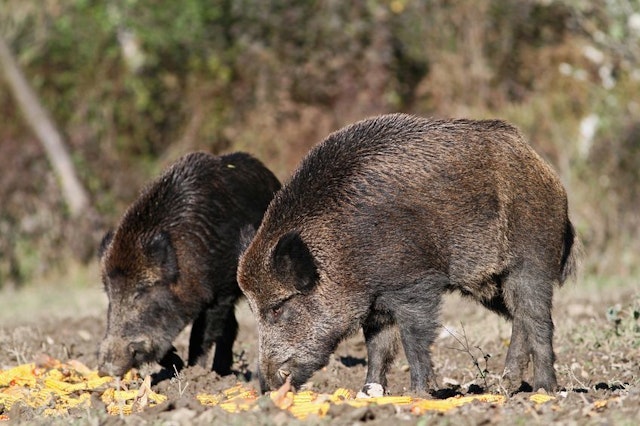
[1,278,638,425]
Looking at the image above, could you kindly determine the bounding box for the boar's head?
[238,229,364,392]
[98,228,192,377]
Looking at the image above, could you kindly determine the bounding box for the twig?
[443,323,490,388]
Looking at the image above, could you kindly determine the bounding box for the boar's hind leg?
[503,267,557,393]
[188,304,238,376]
[362,311,399,393]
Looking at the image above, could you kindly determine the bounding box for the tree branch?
[0,35,89,217]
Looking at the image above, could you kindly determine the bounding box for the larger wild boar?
[98,151,280,378]
[238,113,578,394]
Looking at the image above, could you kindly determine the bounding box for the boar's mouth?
[260,358,326,393]
[99,337,168,378]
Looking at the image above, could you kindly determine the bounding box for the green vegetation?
[1,0,639,286]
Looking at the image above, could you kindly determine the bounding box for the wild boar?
[237,113,578,394]
[98,151,280,378]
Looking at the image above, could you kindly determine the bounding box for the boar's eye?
[132,285,148,301]
[267,298,291,323]
[272,305,282,320]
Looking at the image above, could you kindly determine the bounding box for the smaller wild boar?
[238,114,578,395]
[98,151,280,378]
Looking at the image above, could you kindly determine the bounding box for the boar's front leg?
[388,281,444,393]
[153,346,185,384]
[360,310,399,396]
[158,346,184,372]
[188,302,238,376]
[397,321,439,392]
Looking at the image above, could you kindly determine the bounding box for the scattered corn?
[0,364,37,387]
[3,357,609,421]
[0,358,162,419]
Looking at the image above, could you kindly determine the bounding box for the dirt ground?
[0,272,638,425]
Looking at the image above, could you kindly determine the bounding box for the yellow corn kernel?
[196,393,222,406]
[530,393,555,404]
[411,394,505,414]
[0,392,21,411]
[122,370,139,383]
[289,401,330,419]
[44,369,65,381]
[107,402,133,416]
[85,376,113,390]
[147,390,167,404]
[330,388,354,402]
[219,401,242,413]
[27,389,55,408]
[593,399,609,410]
[222,383,245,396]
[59,392,91,410]
[228,389,258,401]
[44,378,85,394]
[292,390,317,404]
[101,387,115,403]
[363,395,413,405]
[0,363,37,388]
[114,389,142,401]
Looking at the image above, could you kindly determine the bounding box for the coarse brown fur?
[238,113,578,394]
[98,151,280,379]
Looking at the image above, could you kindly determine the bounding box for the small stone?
[356,382,385,398]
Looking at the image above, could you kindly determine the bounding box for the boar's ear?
[98,230,114,259]
[273,231,319,294]
[146,231,179,284]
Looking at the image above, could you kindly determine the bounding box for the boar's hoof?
[277,369,291,382]
[356,382,385,398]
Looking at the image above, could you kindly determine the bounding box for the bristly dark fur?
[238,113,579,394]
[98,151,280,378]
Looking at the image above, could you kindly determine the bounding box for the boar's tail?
[559,220,580,285]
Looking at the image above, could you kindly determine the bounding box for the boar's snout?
[98,336,150,377]
[258,359,282,392]
[259,359,305,393]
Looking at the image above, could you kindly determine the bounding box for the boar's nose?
[97,365,110,377]
[277,368,291,382]
[129,341,146,360]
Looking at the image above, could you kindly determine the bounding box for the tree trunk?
[0,35,89,218]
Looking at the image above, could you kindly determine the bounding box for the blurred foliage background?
[0,0,638,288]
